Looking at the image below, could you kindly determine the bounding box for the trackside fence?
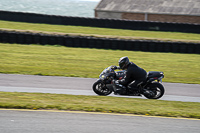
[0,10,200,33]
[0,30,199,54]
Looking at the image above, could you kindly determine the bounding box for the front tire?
[93,80,112,96]
[143,82,165,99]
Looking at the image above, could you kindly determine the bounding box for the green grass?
[0,92,200,119]
[0,20,200,42]
[0,43,200,84]
[1,20,199,119]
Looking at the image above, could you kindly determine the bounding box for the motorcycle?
[92,66,165,99]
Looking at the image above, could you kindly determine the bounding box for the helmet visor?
[119,62,126,69]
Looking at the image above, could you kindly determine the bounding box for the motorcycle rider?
[112,56,147,95]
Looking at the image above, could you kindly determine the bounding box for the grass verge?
[0,20,200,42]
[0,92,200,119]
[0,43,200,84]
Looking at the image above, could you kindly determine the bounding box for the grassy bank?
[0,20,200,42]
[0,43,200,84]
[0,92,200,119]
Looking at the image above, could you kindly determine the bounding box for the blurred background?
[0,0,100,17]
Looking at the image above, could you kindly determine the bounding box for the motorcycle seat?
[147,71,164,79]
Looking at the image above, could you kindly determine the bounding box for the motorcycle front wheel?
[93,80,112,96]
[143,82,165,99]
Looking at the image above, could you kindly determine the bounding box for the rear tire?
[143,82,165,99]
[93,80,112,96]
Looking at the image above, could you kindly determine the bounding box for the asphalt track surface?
[0,109,200,133]
[0,74,200,133]
[0,74,200,102]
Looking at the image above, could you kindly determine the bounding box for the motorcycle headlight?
[100,75,105,80]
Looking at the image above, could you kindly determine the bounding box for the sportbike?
[92,66,165,99]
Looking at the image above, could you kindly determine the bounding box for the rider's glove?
[111,66,118,70]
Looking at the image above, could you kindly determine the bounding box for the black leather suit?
[118,62,147,91]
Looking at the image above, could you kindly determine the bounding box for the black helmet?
[118,57,130,70]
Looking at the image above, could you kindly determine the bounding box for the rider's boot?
[113,84,126,95]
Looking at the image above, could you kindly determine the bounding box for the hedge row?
[0,10,200,33]
[0,30,199,54]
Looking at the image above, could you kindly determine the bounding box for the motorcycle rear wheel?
[143,82,165,99]
[93,80,112,96]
